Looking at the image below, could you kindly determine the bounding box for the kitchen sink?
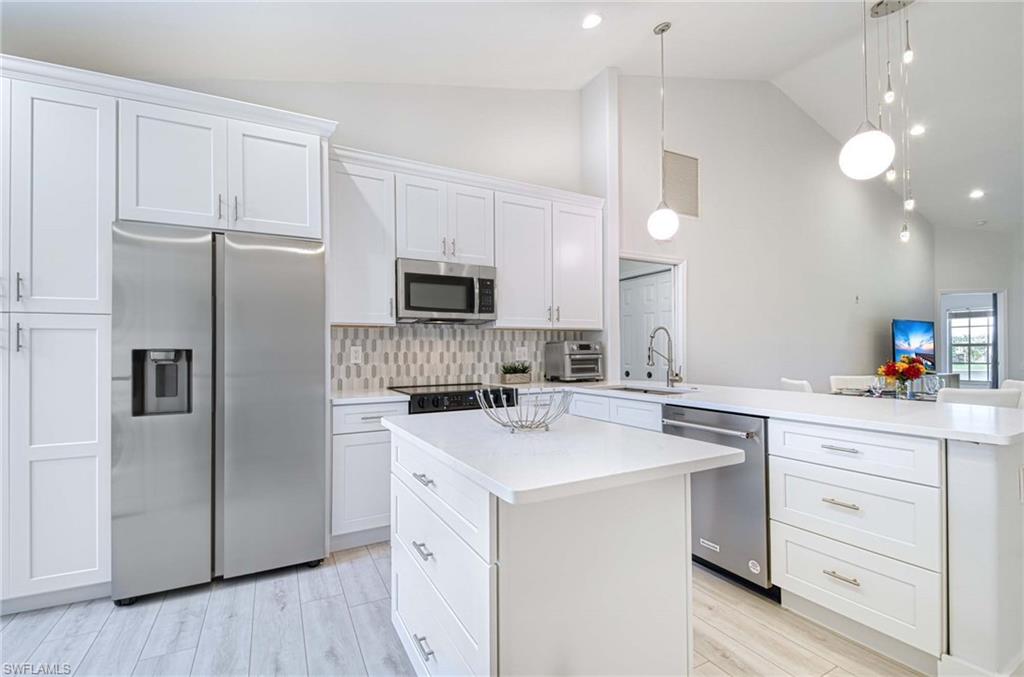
[594,384,700,396]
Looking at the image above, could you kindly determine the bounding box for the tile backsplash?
[331,325,590,392]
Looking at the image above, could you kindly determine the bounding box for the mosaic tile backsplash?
[331,325,591,392]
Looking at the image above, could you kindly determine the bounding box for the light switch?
[349,346,363,365]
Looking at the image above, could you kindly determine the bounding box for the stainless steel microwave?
[396,259,496,324]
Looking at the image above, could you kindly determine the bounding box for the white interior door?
[396,174,447,262]
[119,100,227,230]
[447,183,494,266]
[552,202,603,329]
[494,193,552,328]
[331,432,391,536]
[8,313,111,597]
[329,161,396,325]
[619,270,674,381]
[11,81,114,314]
[227,120,321,238]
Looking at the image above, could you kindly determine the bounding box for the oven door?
[397,259,491,322]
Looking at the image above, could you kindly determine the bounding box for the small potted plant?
[877,355,927,399]
[500,361,532,385]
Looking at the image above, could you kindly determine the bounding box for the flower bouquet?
[877,355,927,399]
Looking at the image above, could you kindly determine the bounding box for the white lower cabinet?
[608,397,662,431]
[4,313,111,599]
[568,393,611,421]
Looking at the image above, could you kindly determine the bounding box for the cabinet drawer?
[391,433,492,559]
[769,420,941,486]
[608,398,662,431]
[769,457,942,571]
[569,393,610,421]
[770,521,942,656]
[332,402,407,434]
[392,539,480,676]
[393,476,491,667]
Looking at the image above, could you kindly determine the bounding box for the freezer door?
[111,223,213,600]
[216,231,326,577]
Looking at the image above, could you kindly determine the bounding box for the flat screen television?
[892,319,936,370]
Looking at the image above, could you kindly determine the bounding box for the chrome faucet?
[647,326,683,388]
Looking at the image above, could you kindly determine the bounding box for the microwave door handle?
[474,276,481,315]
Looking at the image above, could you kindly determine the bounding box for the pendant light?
[647,21,679,241]
[839,0,896,180]
[902,16,914,63]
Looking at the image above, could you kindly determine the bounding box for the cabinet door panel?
[119,100,227,229]
[329,162,396,325]
[228,120,321,238]
[447,183,494,266]
[552,202,603,330]
[8,314,111,598]
[11,81,114,314]
[332,432,391,535]
[494,193,551,328]
[396,174,447,262]
[1,78,10,313]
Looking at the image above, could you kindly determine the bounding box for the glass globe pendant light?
[647,22,679,241]
[839,1,896,180]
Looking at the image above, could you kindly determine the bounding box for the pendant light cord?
[659,27,666,204]
[862,0,870,122]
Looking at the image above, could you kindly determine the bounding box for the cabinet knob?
[441,237,447,256]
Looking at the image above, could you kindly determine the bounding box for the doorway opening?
[618,258,686,384]
[938,290,1006,388]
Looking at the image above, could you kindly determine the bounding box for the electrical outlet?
[349,346,363,365]
[515,346,529,361]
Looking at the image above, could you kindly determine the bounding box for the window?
[948,309,995,385]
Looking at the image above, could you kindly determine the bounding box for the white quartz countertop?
[381,409,744,504]
[331,389,409,405]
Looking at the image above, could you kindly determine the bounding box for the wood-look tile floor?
[1,543,921,677]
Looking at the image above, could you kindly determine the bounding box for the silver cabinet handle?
[821,444,861,455]
[389,297,394,318]
[411,541,434,561]
[441,237,447,257]
[822,569,861,587]
[821,497,861,511]
[360,415,382,421]
[412,472,435,488]
[547,306,552,322]
[233,195,239,222]
[15,272,23,302]
[450,238,456,256]
[15,322,23,352]
[662,418,756,439]
[413,634,435,662]
[217,193,223,220]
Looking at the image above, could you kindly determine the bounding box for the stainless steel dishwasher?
[662,405,772,591]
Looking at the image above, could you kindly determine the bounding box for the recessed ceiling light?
[581,13,603,29]
[969,188,985,199]
[909,124,926,136]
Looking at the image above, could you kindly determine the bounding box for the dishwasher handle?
[662,418,757,440]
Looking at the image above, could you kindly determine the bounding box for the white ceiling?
[0,1,863,89]
[774,1,1023,234]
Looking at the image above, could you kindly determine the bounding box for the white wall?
[934,226,1022,380]
[159,77,582,193]
[618,76,936,392]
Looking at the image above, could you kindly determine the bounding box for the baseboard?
[330,526,389,552]
[939,652,1024,677]
[782,590,940,676]
[1,581,110,615]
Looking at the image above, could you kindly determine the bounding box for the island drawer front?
[569,393,611,421]
[391,433,492,560]
[392,538,479,676]
[769,421,941,486]
[333,402,408,434]
[770,521,942,656]
[769,457,942,571]
[393,474,491,658]
[608,398,662,431]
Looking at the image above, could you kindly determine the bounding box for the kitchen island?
[381,409,743,676]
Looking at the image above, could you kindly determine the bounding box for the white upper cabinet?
[10,81,114,314]
[227,120,322,239]
[7,313,111,598]
[495,193,552,328]
[396,173,447,261]
[119,100,228,230]
[329,161,396,325]
[1,77,11,313]
[552,202,603,330]
[447,182,494,266]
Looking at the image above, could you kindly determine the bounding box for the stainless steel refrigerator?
[111,221,326,604]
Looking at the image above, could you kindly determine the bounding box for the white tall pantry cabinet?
[0,54,336,612]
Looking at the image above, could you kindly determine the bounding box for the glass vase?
[895,380,912,400]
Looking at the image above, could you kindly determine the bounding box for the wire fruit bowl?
[475,388,574,433]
